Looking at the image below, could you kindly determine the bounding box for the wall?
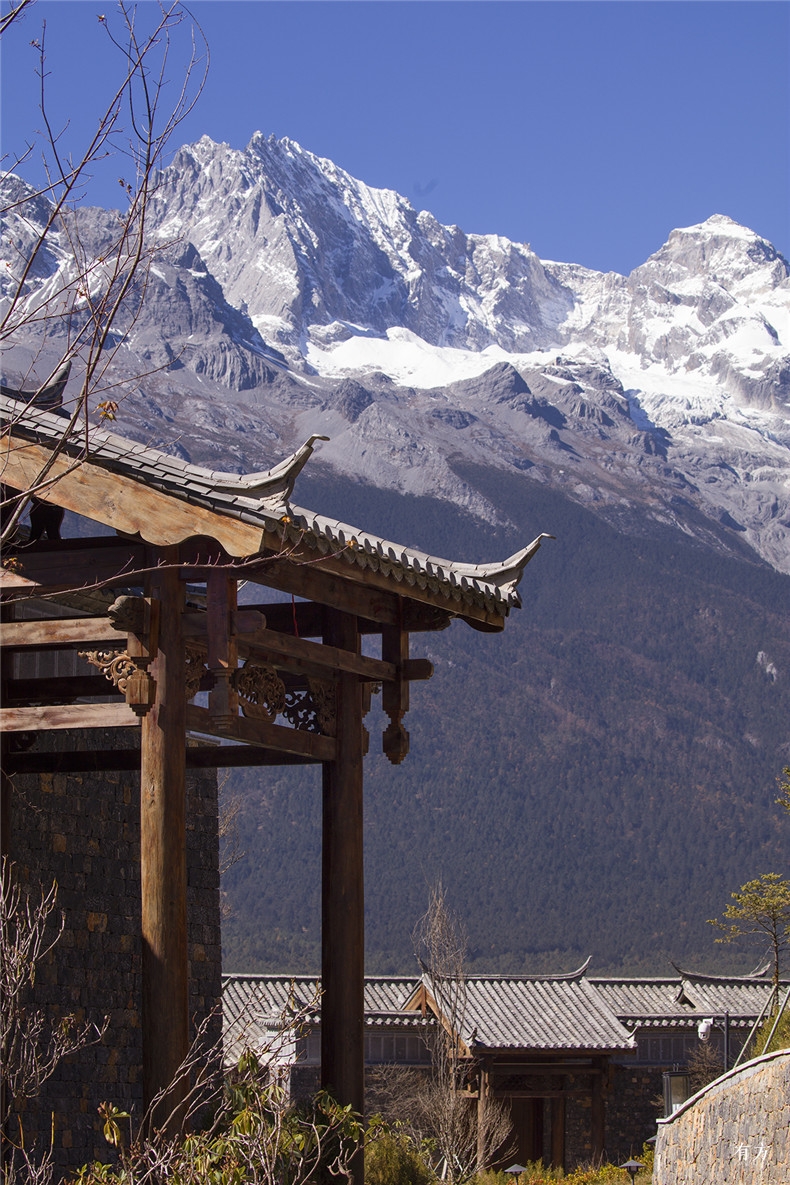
[605,1061,664,1163]
[653,1049,790,1184]
[6,729,221,1179]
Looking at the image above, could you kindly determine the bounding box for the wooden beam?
[0,537,147,597]
[2,746,319,775]
[184,609,384,679]
[321,606,365,1177]
[244,601,324,638]
[1,617,123,649]
[236,627,396,684]
[1,436,270,558]
[0,702,138,732]
[241,553,507,630]
[245,601,453,637]
[487,1061,602,1073]
[191,746,320,768]
[3,675,122,702]
[206,572,238,729]
[183,611,433,685]
[491,1089,585,1099]
[140,553,189,1131]
[186,704,335,762]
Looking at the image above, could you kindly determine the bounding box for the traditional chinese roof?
[421,970,633,1053]
[223,966,781,1062]
[591,969,782,1030]
[1,392,549,616]
[222,974,429,1063]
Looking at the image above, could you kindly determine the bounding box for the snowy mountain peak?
[634,214,789,297]
[3,134,789,573]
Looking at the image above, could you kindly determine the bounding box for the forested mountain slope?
[222,472,790,976]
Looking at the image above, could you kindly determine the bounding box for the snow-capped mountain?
[2,133,789,570]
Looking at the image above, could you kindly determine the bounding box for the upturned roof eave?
[1,394,548,618]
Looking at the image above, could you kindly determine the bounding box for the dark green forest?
[221,466,790,978]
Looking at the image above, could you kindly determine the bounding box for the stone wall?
[605,1062,664,1163]
[653,1049,790,1184]
[7,730,221,1179]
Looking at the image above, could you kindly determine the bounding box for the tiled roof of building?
[591,969,782,1029]
[1,393,549,614]
[426,972,634,1053]
[222,974,428,1063]
[222,967,778,1063]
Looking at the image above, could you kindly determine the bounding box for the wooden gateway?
[0,388,549,1131]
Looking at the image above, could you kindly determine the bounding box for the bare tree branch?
[0,859,109,1179]
[0,1,208,544]
[412,885,512,1181]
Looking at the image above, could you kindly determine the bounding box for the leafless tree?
[1,0,208,544]
[412,885,512,1182]
[0,858,108,1182]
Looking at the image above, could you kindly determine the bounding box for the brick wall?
[6,730,221,1178]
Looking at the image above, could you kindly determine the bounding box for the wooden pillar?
[321,606,364,1175]
[531,1098,544,1163]
[590,1059,605,1163]
[381,618,409,764]
[0,600,13,865]
[206,571,238,727]
[140,554,188,1131]
[476,1062,492,1170]
[550,1088,566,1170]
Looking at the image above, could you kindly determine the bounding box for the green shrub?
[470,1145,653,1185]
[366,1122,434,1185]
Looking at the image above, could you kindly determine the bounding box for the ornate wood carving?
[281,678,336,736]
[78,649,156,717]
[184,643,208,701]
[107,593,147,634]
[233,660,286,721]
[382,622,410,765]
[308,678,336,737]
[79,648,136,688]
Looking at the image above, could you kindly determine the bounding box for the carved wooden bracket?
[280,678,337,737]
[232,660,286,721]
[184,642,210,700]
[78,649,157,718]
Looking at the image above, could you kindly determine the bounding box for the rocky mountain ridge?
[2,133,788,571]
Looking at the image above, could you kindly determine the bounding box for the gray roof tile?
[591,973,783,1026]
[2,393,546,614]
[429,975,633,1052]
[221,974,426,1064]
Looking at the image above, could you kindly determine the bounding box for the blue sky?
[2,0,788,275]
